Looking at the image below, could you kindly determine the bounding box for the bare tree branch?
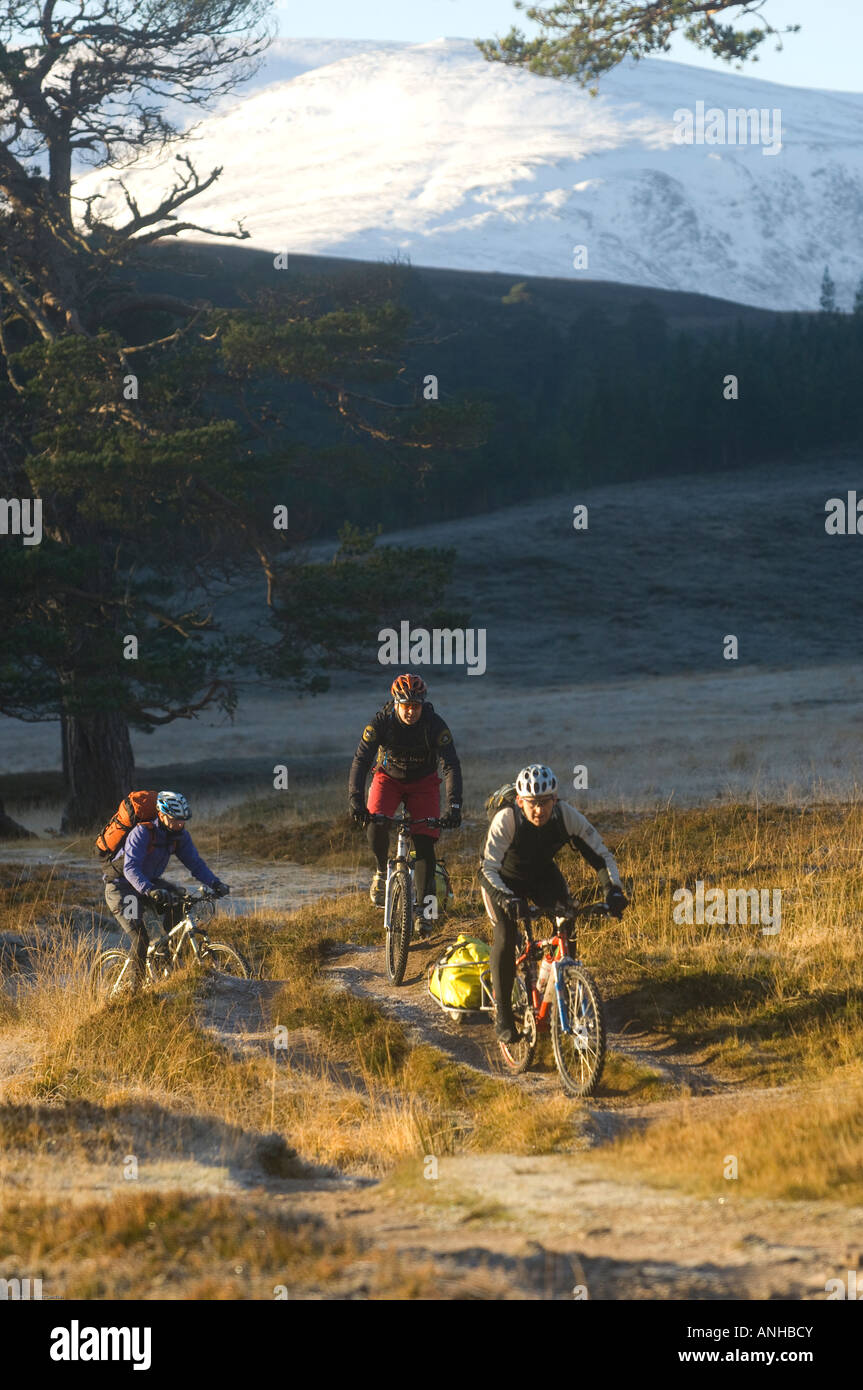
[0,258,57,339]
[190,473,278,606]
[136,680,233,725]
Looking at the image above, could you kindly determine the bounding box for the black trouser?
[481,864,572,1024]
[367,822,436,914]
[103,873,183,983]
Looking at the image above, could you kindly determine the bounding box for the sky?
[272,0,863,93]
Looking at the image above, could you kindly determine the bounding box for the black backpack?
[484,783,518,822]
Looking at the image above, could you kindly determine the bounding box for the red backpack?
[95,791,159,861]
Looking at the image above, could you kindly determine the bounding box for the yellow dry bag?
[429,934,491,1011]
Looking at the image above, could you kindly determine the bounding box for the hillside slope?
[75,37,863,311]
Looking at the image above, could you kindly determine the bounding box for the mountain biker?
[479,764,627,1043]
[102,790,230,986]
[349,673,463,929]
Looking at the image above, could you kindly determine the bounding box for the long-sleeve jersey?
[349,700,463,805]
[109,822,218,896]
[480,800,621,899]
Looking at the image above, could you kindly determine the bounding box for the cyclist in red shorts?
[349,673,463,926]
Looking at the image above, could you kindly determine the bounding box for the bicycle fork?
[552,957,589,1049]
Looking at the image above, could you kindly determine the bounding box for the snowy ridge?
[74,37,863,311]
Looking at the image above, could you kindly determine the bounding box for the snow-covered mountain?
[75,37,863,312]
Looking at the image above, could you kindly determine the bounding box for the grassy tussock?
[259,893,586,1161]
[0,1188,526,1299]
[600,1052,672,1101]
[0,1191,357,1299]
[201,811,358,867]
[30,982,251,1104]
[471,1089,587,1154]
[0,864,76,933]
[575,803,863,1088]
[603,1075,863,1203]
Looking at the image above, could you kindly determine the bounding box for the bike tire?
[498,974,537,1074]
[550,963,606,1097]
[385,868,412,985]
[198,941,252,979]
[93,949,139,998]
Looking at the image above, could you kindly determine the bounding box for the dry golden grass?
[599,1051,672,1101]
[0,897,489,1175]
[254,891,588,1163]
[0,863,77,933]
[199,801,358,867]
[602,1072,863,1203]
[0,1187,529,1299]
[0,1190,357,1299]
[579,802,863,1088]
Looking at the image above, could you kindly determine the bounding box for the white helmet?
[515,764,558,798]
[156,790,191,821]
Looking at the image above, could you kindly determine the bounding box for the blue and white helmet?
[156,790,191,821]
[516,764,558,798]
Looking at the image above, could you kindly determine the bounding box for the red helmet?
[391,673,427,704]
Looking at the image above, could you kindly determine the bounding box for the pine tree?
[820,265,837,313]
[477,2,801,88]
[0,6,482,828]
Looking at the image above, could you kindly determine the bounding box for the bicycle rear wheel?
[550,963,606,1097]
[93,949,138,998]
[385,868,412,985]
[498,974,537,1073]
[199,941,251,979]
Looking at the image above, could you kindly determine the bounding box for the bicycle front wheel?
[93,949,138,999]
[385,868,412,985]
[199,942,251,979]
[550,963,606,1097]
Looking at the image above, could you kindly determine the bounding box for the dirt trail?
[324,930,730,1110]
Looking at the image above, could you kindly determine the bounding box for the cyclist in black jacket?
[349,673,463,924]
[480,763,627,1042]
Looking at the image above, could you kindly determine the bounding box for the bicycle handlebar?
[369,813,443,829]
[167,886,219,906]
[514,900,610,922]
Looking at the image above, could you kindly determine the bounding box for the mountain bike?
[498,901,608,1097]
[94,887,251,997]
[371,811,443,985]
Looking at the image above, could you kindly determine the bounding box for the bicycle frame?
[515,904,607,1037]
[374,810,439,933]
[382,818,414,929]
[150,892,217,968]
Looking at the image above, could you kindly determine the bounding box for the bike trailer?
[428,934,494,1018]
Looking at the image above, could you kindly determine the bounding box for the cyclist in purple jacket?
[103,790,230,986]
